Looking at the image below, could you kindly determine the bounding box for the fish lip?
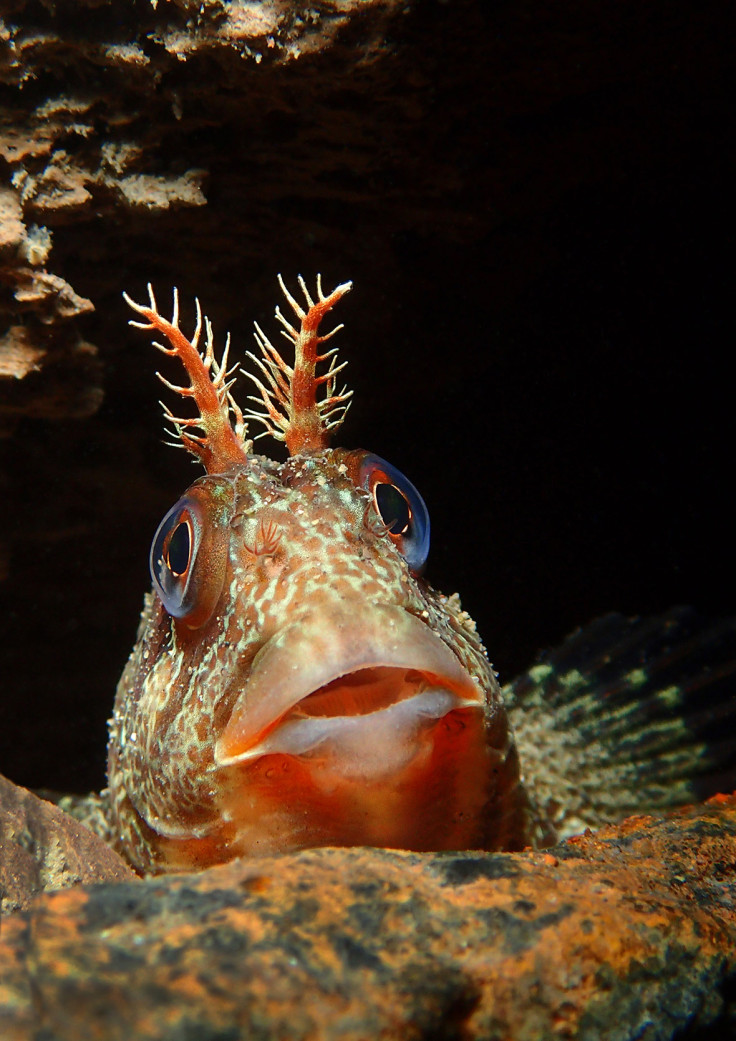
[214,603,485,768]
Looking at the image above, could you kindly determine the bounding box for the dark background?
[1,0,733,794]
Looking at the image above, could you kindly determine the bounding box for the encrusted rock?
[0,774,134,917]
[1,794,734,1040]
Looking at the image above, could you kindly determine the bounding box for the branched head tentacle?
[243,274,353,455]
[123,284,251,473]
[124,274,351,470]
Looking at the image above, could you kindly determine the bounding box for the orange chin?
[149,705,497,871]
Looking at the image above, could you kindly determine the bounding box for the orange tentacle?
[245,275,353,456]
[124,285,250,474]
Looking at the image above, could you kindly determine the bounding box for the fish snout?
[215,603,488,777]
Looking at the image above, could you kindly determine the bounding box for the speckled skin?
[108,452,528,873]
[107,281,531,874]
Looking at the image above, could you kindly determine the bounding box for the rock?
[1,794,734,1040]
[0,774,135,917]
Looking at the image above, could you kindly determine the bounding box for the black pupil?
[375,482,411,535]
[166,520,191,576]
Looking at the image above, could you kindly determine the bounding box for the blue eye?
[150,497,202,619]
[359,453,430,573]
[149,484,229,629]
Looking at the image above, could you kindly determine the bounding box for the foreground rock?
[1,793,734,1040]
[0,774,134,916]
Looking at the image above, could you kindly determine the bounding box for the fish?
[99,276,735,875]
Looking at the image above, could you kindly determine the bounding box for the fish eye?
[150,498,202,618]
[165,519,192,576]
[374,481,411,536]
[359,453,430,573]
[149,486,229,628]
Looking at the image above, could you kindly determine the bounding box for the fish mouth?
[214,604,486,778]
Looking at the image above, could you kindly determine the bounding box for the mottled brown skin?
[108,451,529,872]
[107,280,532,874]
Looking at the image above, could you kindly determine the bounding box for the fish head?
[107,279,528,873]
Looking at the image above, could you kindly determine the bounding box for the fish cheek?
[175,547,228,633]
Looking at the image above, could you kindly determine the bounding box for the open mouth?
[222,666,472,775]
[214,605,486,776]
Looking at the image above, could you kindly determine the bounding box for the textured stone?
[0,0,400,430]
[0,774,135,917]
[1,794,734,1040]
[0,326,45,380]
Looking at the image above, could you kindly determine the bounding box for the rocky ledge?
[1,782,735,1040]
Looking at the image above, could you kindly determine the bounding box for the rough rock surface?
[2,1,400,430]
[0,774,134,916]
[1,793,735,1040]
[0,0,404,400]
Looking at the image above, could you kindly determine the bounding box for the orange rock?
[1,794,735,1040]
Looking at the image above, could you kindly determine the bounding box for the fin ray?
[506,608,736,843]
